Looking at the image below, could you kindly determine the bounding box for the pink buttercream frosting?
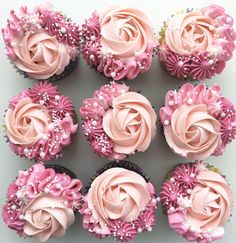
[13,31,70,79]
[160,162,233,243]
[103,92,157,155]
[80,7,155,80]
[2,163,83,240]
[80,165,157,241]
[99,5,154,60]
[5,82,78,162]
[165,11,215,55]
[87,168,150,227]
[80,82,156,160]
[158,5,236,80]
[5,97,51,146]
[23,194,75,242]
[159,83,236,160]
[2,4,79,80]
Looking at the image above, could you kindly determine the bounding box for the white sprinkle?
[90,54,95,60]
[111,72,116,78]
[60,27,66,33]
[190,173,195,178]
[92,120,97,126]
[19,215,24,220]
[90,35,96,41]
[187,98,193,105]
[101,147,106,153]
[164,120,169,126]
[39,100,45,105]
[40,151,45,158]
[55,95,60,101]
[169,100,174,106]
[24,148,29,154]
[147,227,152,232]
[137,228,143,233]
[170,177,175,182]
[156,197,161,202]
[178,61,184,67]
[169,206,175,212]
[221,112,226,117]
[11,205,16,210]
[187,189,192,194]
[62,134,68,140]
[208,59,214,65]
[93,102,98,108]
[44,188,49,193]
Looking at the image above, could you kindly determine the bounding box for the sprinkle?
[111,72,116,78]
[24,148,29,154]
[187,98,193,105]
[55,95,60,101]
[164,120,170,126]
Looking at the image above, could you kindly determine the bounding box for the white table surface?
[0,0,235,242]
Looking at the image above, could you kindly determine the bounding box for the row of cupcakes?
[4,81,236,163]
[2,3,236,81]
[2,160,233,243]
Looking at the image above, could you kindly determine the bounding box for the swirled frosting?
[5,97,51,146]
[103,92,157,154]
[87,168,150,228]
[99,5,154,60]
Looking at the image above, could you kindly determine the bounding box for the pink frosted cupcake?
[80,161,157,241]
[2,3,79,81]
[2,163,83,242]
[4,81,78,162]
[157,4,236,80]
[80,5,156,80]
[159,83,236,160]
[160,161,233,243]
[80,81,157,160]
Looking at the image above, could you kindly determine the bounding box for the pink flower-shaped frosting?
[99,5,154,60]
[23,194,75,242]
[87,168,150,228]
[13,32,70,79]
[160,83,236,160]
[165,11,215,55]
[5,97,51,146]
[164,104,221,160]
[161,162,233,243]
[103,92,157,155]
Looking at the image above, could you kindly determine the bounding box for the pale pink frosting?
[13,31,70,79]
[5,97,51,146]
[87,168,150,228]
[103,92,157,154]
[164,104,221,160]
[187,170,233,232]
[99,5,154,60]
[23,194,75,242]
[165,11,215,55]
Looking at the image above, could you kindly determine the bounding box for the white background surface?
[0,0,235,242]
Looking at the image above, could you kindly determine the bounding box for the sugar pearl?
[60,27,66,33]
[137,228,143,233]
[190,173,195,178]
[92,120,97,126]
[187,98,193,105]
[90,35,96,41]
[62,134,68,140]
[19,215,24,220]
[169,206,175,211]
[169,100,174,106]
[101,147,106,153]
[55,95,60,101]
[11,205,16,210]
[89,54,95,60]
[39,100,45,105]
[40,151,45,158]
[44,188,50,193]
[221,112,226,117]
[24,148,29,154]
[147,227,152,232]
[187,189,192,194]
[156,197,161,202]
[93,102,98,108]
[178,61,184,67]
[208,59,214,65]
[111,72,116,78]
[164,120,169,126]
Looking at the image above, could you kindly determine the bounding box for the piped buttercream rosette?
[2,2,79,81]
[159,83,236,160]
[2,163,83,242]
[157,4,236,80]
[80,81,157,160]
[4,81,78,162]
[160,162,233,243]
[80,161,158,242]
[80,5,156,80]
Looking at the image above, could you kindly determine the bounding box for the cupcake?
[160,161,233,243]
[80,81,157,160]
[2,3,79,81]
[4,81,78,162]
[80,161,157,241]
[159,83,236,160]
[157,4,236,80]
[80,5,156,80]
[2,163,83,242]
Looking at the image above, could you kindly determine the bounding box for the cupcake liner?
[160,161,233,243]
